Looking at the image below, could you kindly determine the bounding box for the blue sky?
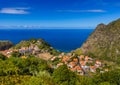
[0,0,120,28]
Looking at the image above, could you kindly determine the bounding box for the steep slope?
[78,19,120,63]
[0,40,13,50]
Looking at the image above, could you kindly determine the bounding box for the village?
[50,53,109,75]
[0,46,109,76]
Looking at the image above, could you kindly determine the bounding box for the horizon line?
[0,26,95,29]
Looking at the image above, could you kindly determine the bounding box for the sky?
[0,0,120,28]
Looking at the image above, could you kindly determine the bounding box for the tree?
[0,59,19,76]
[96,68,101,73]
[52,65,78,85]
[0,53,7,60]
[94,70,120,85]
[23,71,56,85]
[11,51,21,58]
[77,76,95,85]
[99,82,110,85]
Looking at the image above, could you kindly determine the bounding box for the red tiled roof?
[74,66,82,70]
[96,60,101,64]
[80,60,85,66]
[73,58,78,62]
[90,66,96,69]
[79,55,84,59]
[62,56,70,62]
[69,62,76,67]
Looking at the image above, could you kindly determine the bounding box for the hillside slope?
[79,19,120,63]
[12,38,59,56]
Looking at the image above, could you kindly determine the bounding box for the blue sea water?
[0,29,94,52]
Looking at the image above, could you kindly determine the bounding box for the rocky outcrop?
[0,41,13,50]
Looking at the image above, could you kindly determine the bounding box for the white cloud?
[0,7,30,14]
[57,9,106,13]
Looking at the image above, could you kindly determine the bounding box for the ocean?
[0,29,94,52]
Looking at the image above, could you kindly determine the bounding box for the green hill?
[12,38,60,55]
[75,19,120,63]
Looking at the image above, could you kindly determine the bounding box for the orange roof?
[73,58,78,62]
[69,62,76,67]
[81,63,85,66]
[90,66,96,69]
[74,66,82,70]
[96,60,101,63]
[62,56,70,62]
[79,55,84,59]
[80,60,84,64]
[79,60,85,66]
[85,56,89,60]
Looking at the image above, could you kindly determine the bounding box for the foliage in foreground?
[0,55,120,85]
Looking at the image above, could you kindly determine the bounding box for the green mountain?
[0,40,13,50]
[76,19,120,63]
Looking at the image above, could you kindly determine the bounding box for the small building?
[57,63,63,67]
[79,55,84,60]
[90,66,96,73]
[68,62,76,68]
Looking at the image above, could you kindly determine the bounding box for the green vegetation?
[73,48,83,55]
[0,75,31,85]
[94,70,120,85]
[12,38,60,55]
[0,55,53,85]
[78,19,120,64]
[0,53,120,85]
[52,65,79,85]
[0,53,7,60]
[11,51,21,58]
[0,57,51,76]
[24,71,56,85]
[1,21,120,85]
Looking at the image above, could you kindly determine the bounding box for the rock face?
[0,41,13,50]
[80,19,120,62]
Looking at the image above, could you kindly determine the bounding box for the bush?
[94,70,120,85]
[24,71,56,85]
[0,53,7,60]
[0,75,31,85]
[0,59,19,76]
[52,65,79,85]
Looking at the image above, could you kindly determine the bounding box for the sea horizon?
[0,28,94,52]
[0,27,95,30]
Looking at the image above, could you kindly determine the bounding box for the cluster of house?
[0,44,109,76]
[0,40,51,58]
[18,40,47,55]
[18,40,52,55]
[18,46,40,55]
[0,49,14,58]
[50,53,109,75]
